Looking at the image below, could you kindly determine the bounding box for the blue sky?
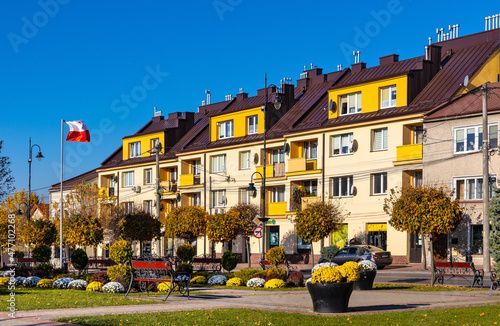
[1,0,498,201]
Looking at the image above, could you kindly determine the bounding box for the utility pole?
[482,83,491,273]
[155,142,162,255]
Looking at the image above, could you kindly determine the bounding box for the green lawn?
[372,283,486,292]
[57,305,500,326]
[0,287,161,311]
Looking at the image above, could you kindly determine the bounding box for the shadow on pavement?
[349,303,430,312]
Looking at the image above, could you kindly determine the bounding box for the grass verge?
[57,304,500,325]
[0,287,161,311]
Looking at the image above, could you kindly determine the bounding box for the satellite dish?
[463,75,469,88]
[351,139,358,153]
[329,99,336,113]
[253,153,259,164]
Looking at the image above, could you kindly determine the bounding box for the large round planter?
[354,270,377,290]
[306,281,354,313]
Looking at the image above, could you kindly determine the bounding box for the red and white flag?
[65,120,90,142]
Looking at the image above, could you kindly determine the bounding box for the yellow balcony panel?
[288,157,306,173]
[99,187,109,196]
[180,174,194,187]
[255,165,274,179]
[160,181,176,194]
[306,159,317,170]
[268,202,287,215]
[301,196,321,209]
[396,143,422,161]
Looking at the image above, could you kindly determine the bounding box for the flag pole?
[60,119,64,269]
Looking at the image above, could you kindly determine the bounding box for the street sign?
[253,215,261,225]
[253,226,263,238]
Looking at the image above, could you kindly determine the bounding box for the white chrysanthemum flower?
[311,262,338,274]
[358,260,377,272]
[68,279,88,290]
[102,282,125,293]
[246,277,265,287]
[23,276,41,287]
[208,275,227,286]
[53,277,74,289]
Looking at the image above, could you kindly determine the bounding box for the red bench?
[433,262,484,287]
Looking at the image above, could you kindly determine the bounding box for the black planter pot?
[354,270,377,290]
[306,282,354,313]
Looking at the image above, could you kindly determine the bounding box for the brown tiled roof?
[424,82,500,121]
[49,168,98,192]
[132,118,179,135]
[331,57,422,89]
[30,203,50,218]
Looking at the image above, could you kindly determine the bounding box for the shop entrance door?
[409,233,422,263]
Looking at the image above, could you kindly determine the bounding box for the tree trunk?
[311,243,315,266]
[429,234,435,286]
[246,237,251,268]
[421,229,427,270]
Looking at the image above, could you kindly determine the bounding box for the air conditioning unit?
[132,186,141,193]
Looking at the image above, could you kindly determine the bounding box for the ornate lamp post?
[247,74,282,260]
[28,137,44,220]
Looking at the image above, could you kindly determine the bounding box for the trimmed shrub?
[176,263,193,274]
[109,240,133,265]
[246,277,265,287]
[91,271,109,284]
[107,265,131,283]
[321,245,340,261]
[226,277,243,286]
[190,275,207,284]
[102,282,125,293]
[75,274,92,283]
[286,271,304,287]
[265,273,281,282]
[32,244,52,263]
[14,250,25,258]
[265,247,285,267]
[221,251,238,272]
[86,281,103,292]
[71,249,88,273]
[158,281,178,292]
[36,279,53,288]
[264,279,286,289]
[112,275,130,290]
[32,264,53,278]
[68,279,88,290]
[268,267,286,279]
[233,268,264,284]
[252,273,267,280]
[176,243,195,263]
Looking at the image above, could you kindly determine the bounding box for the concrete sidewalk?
[3,286,499,326]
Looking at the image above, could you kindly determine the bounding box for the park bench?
[259,259,297,275]
[16,258,37,267]
[124,255,190,301]
[491,272,498,296]
[433,262,484,287]
[191,257,222,272]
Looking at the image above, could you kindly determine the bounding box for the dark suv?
[318,245,393,269]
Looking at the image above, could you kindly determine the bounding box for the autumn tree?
[206,210,242,252]
[20,218,57,247]
[0,141,14,203]
[119,211,163,245]
[488,187,500,273]
[63,214,104,248]
[294,200,347,265]
[164,206,208,243]
[228,203,259,267]
[383,186,463,283]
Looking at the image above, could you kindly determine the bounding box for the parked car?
[318,245,393,269]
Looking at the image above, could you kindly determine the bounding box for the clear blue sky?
[1,0,498,201]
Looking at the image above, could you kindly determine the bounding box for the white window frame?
[123,171,134,187]
[303,180,317,196]
[453,175,497,200]
[272,149,285,164]
[381,85,397,109]
[212,154,226,173]
[239,188,251,204]
[372,173,387,195]
[122,202,134,214]
[340,92,362,115]
[144,168,153,185]
[304,140,318,159]
[240,151,251,170]
[212,190,226,208]
[332,133,354,156]
[271,186,285,203]
[218,120,234,139]
[332,176,353,197]
[192,160,201,176]
[143,200,152,215]
[453,124,498,154]
[248,115,258,135]
[191,193,201,206]
[170,168,177,183]
[130,142,141,158]
[373,128,388,151]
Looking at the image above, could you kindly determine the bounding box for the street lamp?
[28,137,44,220]
[247,74,283,260]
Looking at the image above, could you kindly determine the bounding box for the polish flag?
[66,120,90,142]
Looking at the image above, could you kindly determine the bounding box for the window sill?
[331,153,353,157]
[458,200,484,203]
[371,149,388,152]
[371,193,387,196]
[332,195,353,198]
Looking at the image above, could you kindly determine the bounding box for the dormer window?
[340,92,362,115]
[130,142,141,158]
[381,86,397,108]
[219,120,234,139]
[248,115,258,134]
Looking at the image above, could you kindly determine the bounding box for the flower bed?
[36,279,54,288]
[86,281,103,292]
[102,282,125,293]
[23,276,41,287]
[68,279,88,290]
[264,279,286,289]
[53,277,74,289]
[208,275,227,286]
[226,277,243,286]
[246,278,265,287]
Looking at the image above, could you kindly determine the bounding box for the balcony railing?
[396,143,422,161]
[256,165,274,179]
[301,196,320,209]
[267,202,287,215]
[160,181,177,193]
[287,158,317,173]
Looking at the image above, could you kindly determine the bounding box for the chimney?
[237,92,248,101]
[351,62,367,73]
[379,54,399,66]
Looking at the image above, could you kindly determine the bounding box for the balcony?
[267,202,287,215]
[256,165,274,179]
[396,143,422,162]
[99,187,114,197]
[160,181,177,193]
[287,158,320,175]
